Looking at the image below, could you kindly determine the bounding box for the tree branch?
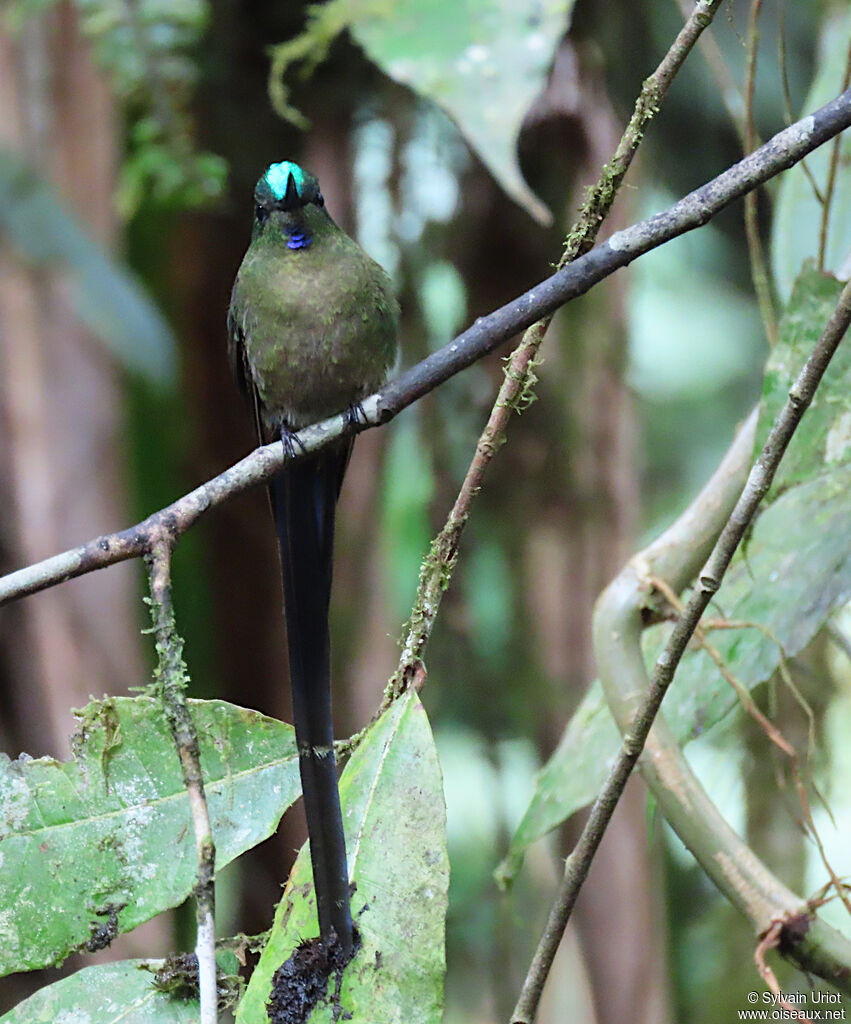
[514,277,851,1021]
[383,0,727,706]
[511,406,760,1024]
[146,537,217,1024]
[2,87,851,608]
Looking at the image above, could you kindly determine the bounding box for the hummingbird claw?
[343,402,368,432]
[280,424,307,461]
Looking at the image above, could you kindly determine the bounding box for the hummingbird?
[227,160,399,957]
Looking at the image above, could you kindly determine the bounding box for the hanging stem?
[147,535,217,1024]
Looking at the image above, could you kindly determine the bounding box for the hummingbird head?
[254,161,324,229]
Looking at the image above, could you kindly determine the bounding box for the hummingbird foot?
[280,424,307,462]
[343,402,369,434]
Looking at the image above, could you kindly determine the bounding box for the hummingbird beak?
[281,171,301,211]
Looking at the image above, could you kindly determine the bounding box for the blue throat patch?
[287,229,311,250]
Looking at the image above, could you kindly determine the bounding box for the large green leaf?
[0,697,299,976]
[352,0,573,224]
[755,268,851,493]
[236,691,448,1024]
[503,267,851,874]
[273,0,572,224]
[0,147,176,383]
[0,959,199,1024]
[771,8,851,301]
[658,267,850,741]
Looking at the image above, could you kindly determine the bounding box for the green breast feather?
[230,202,399,431]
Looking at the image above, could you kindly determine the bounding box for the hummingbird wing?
[227,284,267,448]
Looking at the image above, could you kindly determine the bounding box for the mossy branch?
[382,0,729,719]
[146,536,218,1024]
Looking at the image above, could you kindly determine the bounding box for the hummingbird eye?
[314,192,325,208]
[255,203,269,226]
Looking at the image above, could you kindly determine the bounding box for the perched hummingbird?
[227,160,399,956]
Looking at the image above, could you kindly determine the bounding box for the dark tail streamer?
[271,442,354,955]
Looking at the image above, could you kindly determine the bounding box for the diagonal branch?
[2,87,851,608]
[147,535,218,1024]
[511,279,851,1023]
[511,407,758,1024]
[383,0,728,704]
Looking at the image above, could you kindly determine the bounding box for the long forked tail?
[272,443,354,955]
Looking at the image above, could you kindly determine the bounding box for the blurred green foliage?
[4,0,226,215]
[0,147,177,382]
[772,8,851,300]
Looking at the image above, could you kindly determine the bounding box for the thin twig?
[756,919,815,1023]
[653,578,851,919]
[818,37,851,270]
[700,615,817,761]
[512,279,851,1022]
[674,0,748,146]
[384,323,545,707]
[380,0,728,710]
[651,578,796,753]
[778,1,824,205]
[743,0,778,346]
[4,88,850,608]
[146,536,217,1024]
[562,0,728,261]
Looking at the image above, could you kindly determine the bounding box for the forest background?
[1,1,851,1022]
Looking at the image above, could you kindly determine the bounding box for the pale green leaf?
[236,691,448,1024]
[0,697,299,975]
[0,959,199,1024]
[659,267,851,741]
[351,0,574,224]
[755,267,851,491]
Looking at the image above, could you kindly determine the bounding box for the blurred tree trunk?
[0,3,144,752]
[0,3,166,1011]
